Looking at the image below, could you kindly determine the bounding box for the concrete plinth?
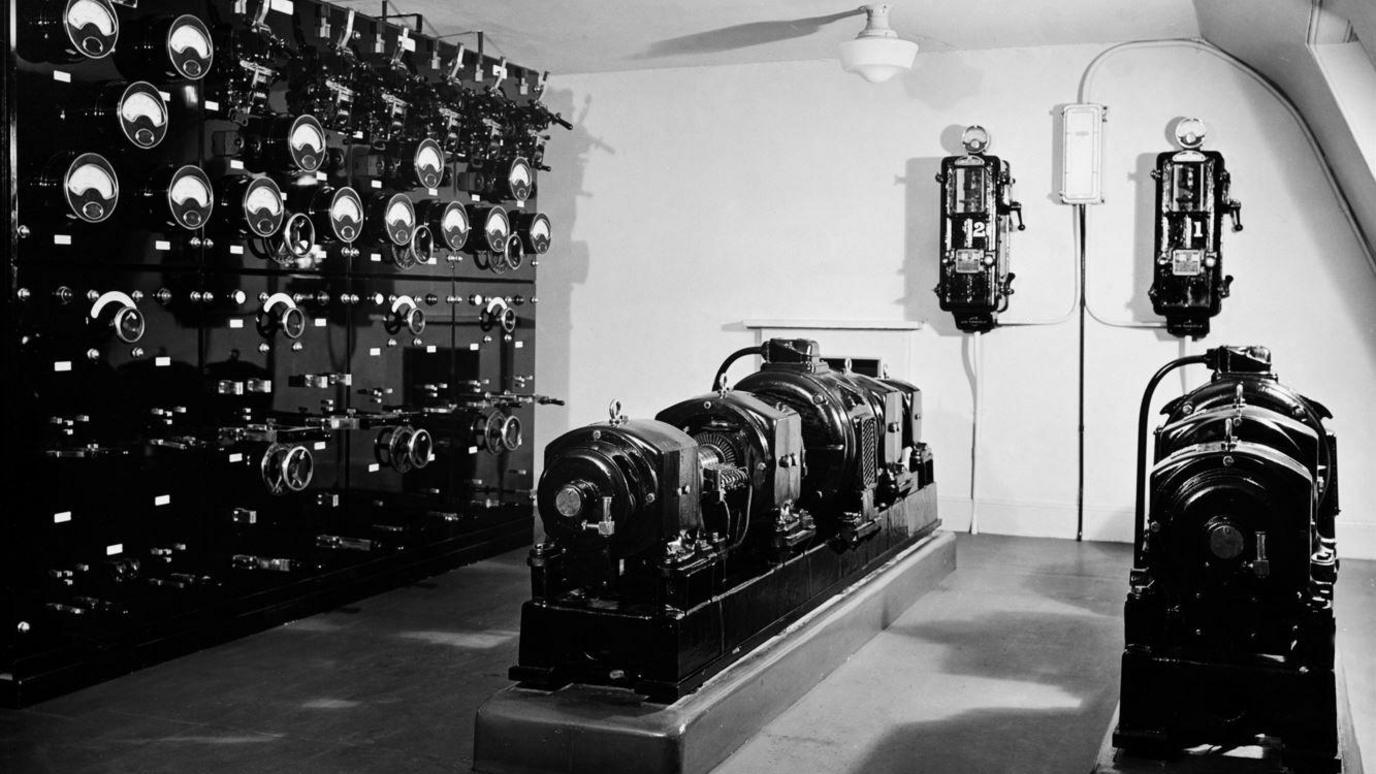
[473,530,956,774]
[1091,648,1364,774]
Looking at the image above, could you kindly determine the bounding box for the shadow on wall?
[533,89,615,503]
[899,154,947,334]
[1128,151,1164,322]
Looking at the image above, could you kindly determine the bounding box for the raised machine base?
[473,529,956,774]
[1092,648,1364,774]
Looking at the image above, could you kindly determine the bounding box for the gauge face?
[166,165,213,230]
[506,157,532,202]
[484,207,509,253]
[166,14,213,79]
[287,115,326,172]
[280,306,307,339]
[113,306,145,344]
[484,413,505,452]
[961,125,990,154]
[241,177,285,237]
[383,194,415,246]
[118,82,169,149]
[63,153,119,223]
[328,187,363,243]
[413,139,445,189]
[1174,117,1207,149]
[438,201,468,249]
[64,0,119,60]
[281,213,315,257]
[525,213,551,254]
[500,415,522,451]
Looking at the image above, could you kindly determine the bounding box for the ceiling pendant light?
[838,4,918,83]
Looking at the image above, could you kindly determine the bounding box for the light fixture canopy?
[838,4,918,84]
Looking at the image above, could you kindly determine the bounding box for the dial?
[63,0,119,60]
[1174,117,1208,150]
[483,207,509,253]
[63,153,119,223]
[241,177,285,238]
[438,201,468,250]
[117,82,169,149]
[166,165,213,230]
[517,212,551,254]
[961,125,990,154]
[166,14,213,79]
[381,194,415,246]
[286,115,326,172]
[412,139,445,189]
[327,187,363,243]
[505,157,533,202]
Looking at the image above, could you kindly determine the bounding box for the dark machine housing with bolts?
[510,339,939,701]
[2,0,570,704]
[934,125,1025,333]
[1115,346,1341,772]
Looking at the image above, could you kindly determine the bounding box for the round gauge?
[500,415,523,452]
[63,153,119,223]
[413,139,446,189]
[117,82,169,149]
[381,194,416,246]
[483,207,509,253]
[522,212,551,254]
[165,14,213,79]
[112,305,145,344]
[408,428,433,468]
[1174,117,1207,150]
[166,165,213,230]
[282,445,314,491]
[505,157,533,202]
[437,201,469,250]
[63,0,119,60]
[961,125,990,154]
[241,177,285,238]
[279,305,307,339]
[483,412,505,453]
[286,115,326,172]
[279,213,315,258]
[327,187,363,243]
[403,304,426,335]
[409,225,435,268]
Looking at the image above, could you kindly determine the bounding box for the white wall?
[534,43,1376,558]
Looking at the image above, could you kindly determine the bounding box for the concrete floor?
[2,534,1372,773]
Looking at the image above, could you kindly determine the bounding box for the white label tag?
[155,356,171,367]
[54,511,72,524]
[369,347,381,356]
[53,234,71,246]
[515,341,524,349]
[370,253,381,262]
[368,463,380,473]
[315,172,327,182]
[205,99,220,111]
[229,453,244,463]
[313,441,326,451]
[515,201,524,208]
[470,194,480,201]
[155,494,171,506]
[230,318,245,329]
[230,245,244,255]
[271,0,294,14]
[401,33,415,52]
[155,240,171,251]
[468,446,479,455]
[427,188,438,196]
[54,361,72,372]
[371,179,382,189]
[106,543,123,556]
[314,318,327,328]
[230,159,244,170]
[469,343,480,351]
[53,70,72,83]
[426,345,437,353]
[159,90,171,101]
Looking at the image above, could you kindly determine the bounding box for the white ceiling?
[335,0,1201,75]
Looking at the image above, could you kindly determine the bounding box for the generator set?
[2,0,567,704]
[510,338,939,701]
[1115,346,1341,772]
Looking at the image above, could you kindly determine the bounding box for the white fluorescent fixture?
[839,4,918,84]
[1060,103,1105,204]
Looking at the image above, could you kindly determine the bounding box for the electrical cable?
[969,329,982,534]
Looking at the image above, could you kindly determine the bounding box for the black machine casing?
[1115,346,1340,772]
[934,152,1024,333]
[1147,148,1243,338]
[511,340,939,701]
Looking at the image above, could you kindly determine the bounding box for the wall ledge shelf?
[741,319,923,331]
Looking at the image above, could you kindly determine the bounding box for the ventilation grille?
[860,415,878,487]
